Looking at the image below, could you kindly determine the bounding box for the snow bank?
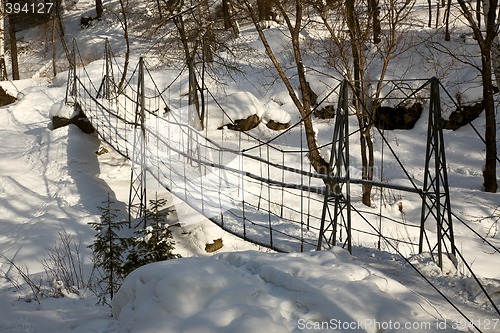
[112,249,452,333]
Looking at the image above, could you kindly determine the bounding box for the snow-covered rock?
[207,91,264,130]
[262,108,291,131]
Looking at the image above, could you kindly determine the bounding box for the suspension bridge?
[64,39,499,324]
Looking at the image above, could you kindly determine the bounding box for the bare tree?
[317,0,415,206]
[173,14,202,128]
[455,0,498,193]
[116,0,130,92]
[96,0,104,19]
[149,1,241,129]
[7,14,19,80]
[257,0,274,23]
[368,0,381,44]
[51,0,67,76]
[241,0,330,178]
[222,0,240,34]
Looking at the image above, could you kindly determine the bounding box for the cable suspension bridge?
[64,39,499,324]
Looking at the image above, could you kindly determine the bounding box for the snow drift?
[112,249,457,333]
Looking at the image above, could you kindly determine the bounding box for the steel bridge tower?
[318,78,456,269]
[128,57,147,227]
[419,77,456,268]
[317,80,352,253]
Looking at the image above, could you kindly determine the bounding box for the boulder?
[52,102,95,134]
[52,116,71,129]
[442,100,484,130]
[266,119,290,131]
[262,108,292,131]
[314,105,335,119]
[209,91,263,130]
[205,238,223,253]
[0,86,16,106]
[373,102,423,130]
[80,16,94,28]
[218,114,261,131]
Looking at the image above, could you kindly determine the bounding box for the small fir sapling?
[88,194,128,303]
[122,195,180,276]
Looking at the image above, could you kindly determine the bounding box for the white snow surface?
[112,249,454,333]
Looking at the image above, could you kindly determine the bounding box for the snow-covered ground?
[0,0,499,332]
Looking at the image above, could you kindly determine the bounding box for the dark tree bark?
[444,0,452,41]
[428,0,432,27]
[346,0,375,206]
[8,16,19,80]
[222,0,239,34]
[257,0,273,22]
[96,0,104,19]
[456,0,498,192]
[117,0,130,92]
[200,0,214,62]
[368,0,381,44]
[476,0,481,29]
[243,0,330,180]
[173,16,202,128]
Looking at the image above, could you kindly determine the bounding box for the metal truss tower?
[65,39,78,105]
[318,77,456,270]
[317,80,352,253]
[419,77,456,269]
[97,39,115,99]
[128,57,147,227]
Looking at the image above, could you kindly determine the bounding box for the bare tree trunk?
[52,18,57,77]
[156,0,162,19]
[436,0,440,27]
[51,0,66,76]
[55,0,65,36]
[428,0,432,27]
[8,16,19,80]
[476,0,481,30]
[96,0,104,19]
[444,0,452,41]
[222,0,239,34]
[244,0,329,177]
[492,38,500,90]
[117,0,130,92]
[368,0,381,44]
[481,0,498,193]
[200,0,214,63]
[482,53,498,192]
[346,0,374,206]
[173,16,202,128]
[257,0,273,23]
[456,0,498,192]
